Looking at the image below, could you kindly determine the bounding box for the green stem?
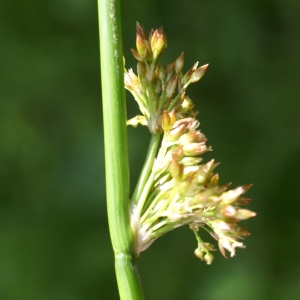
[149,216,194,239]
[193,228,204,244]
[136,172,156,217]
[167,93,181,112]
[158,91,167,112]
[140,187,170,224]
[98,0,144,299]
[131,133,161,205]
[147,81,155,117]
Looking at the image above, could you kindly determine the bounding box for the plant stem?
[98,0,144,299]
[131,133,161,205]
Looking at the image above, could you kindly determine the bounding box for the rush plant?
[98,1,256,299]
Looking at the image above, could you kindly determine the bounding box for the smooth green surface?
[98,0,144,298]
[131,133,161,206]
[1,1,300,299]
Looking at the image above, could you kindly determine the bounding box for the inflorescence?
[125,23,256,264]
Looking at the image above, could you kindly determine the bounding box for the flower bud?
[234,225,250,237]
[209,173,219,187]
[161,110,171,131]
[146,64,155,82]
[165,63,175,83]
[150,29,159,47]
[172,146,183,159]
[180,157,203,166]
[136,22,147,40]
[130,48,143,61]
[166,76,177,99]
[148,28,154,44]
[168,124,187,142]
[156,65,165,84]
[124,69,139,91]
[150,29,165,60]
[169,109,177,127]
[136,34,147,59]
[235,197,251,205]
[194,247,204,260]
[177,80,183,94]
[153,78,161,94]
[220,205,237,218]
[182,142,207,156]
[178,131,205,145]
[234,209,256,220]
[181,62,198,85]
[211,220,231,231]
[170,155,184,181]
[175,52,184,74]
[190,64,209,83]
[183,165,199,178]
[204,252,214,265]
[181,96,195,112]
[222,185,252,205]
[137,61,146,76]
[197,160,216,184]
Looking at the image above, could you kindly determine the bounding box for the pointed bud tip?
[130,48,143,61]
[136,34,147,58]
[165,76,178,99]
[175,52,185,73]
[204,252,214,265]
[161,110,171,131]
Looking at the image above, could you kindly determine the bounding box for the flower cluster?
[126,23,256,264]
[125,22,208,134]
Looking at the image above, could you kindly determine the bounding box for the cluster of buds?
[124,22,208,134]
[127,24,256,264]
[131,115,255,263]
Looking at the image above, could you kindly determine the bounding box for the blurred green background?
[1,0,299,299]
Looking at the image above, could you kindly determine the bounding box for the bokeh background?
[1,0,300,299]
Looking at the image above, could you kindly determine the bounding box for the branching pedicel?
[125,23,256,264]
